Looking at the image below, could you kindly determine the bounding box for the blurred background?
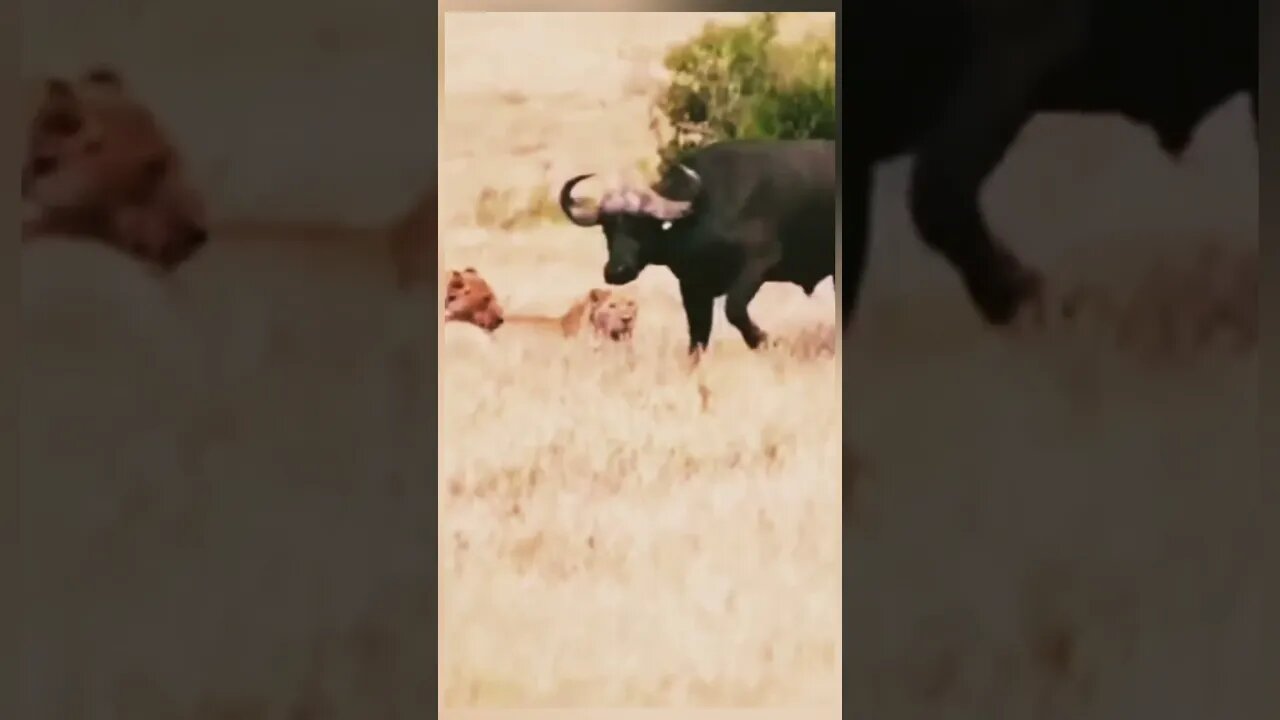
[21,0,434,227]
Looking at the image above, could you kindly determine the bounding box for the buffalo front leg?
[909,21,1082,326]
[679,279,716,355]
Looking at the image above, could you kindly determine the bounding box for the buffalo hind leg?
[680,279,716,355]
[724,257,776,350]
[912,87,1038,323]
[909,23,1082,326]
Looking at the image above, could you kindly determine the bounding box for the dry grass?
[21,228,438,719]
[21,226,1259,716]
[842,99,1259,715]
[438,228,841,706]
[842,262,1261,719]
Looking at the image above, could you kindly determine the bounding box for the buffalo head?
[558,164,703,285]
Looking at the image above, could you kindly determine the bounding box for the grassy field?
[438,228,841,706]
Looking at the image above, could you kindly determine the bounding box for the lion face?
[443,268,504,331]
[585,288,638,340]
[23,66,209,271]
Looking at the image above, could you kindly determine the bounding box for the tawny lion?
[443,267,505,331]
[503,288,640,341]
[23,65,209,271]
[442,267,639,342]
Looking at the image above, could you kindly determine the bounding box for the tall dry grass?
[841,93,1260,716]
[21,229,438,719]
[439,227,841,706]
[19,224,841,714]
[843,263,1261,718]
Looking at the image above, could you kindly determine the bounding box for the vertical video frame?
[438,9,842,708]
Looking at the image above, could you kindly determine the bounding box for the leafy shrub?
[654,13,836,167]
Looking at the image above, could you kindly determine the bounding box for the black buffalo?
[847,0,1257,329]
[559,139,836,354]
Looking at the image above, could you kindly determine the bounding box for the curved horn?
[559,173,601,227]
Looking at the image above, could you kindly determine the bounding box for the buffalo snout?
[604,262,639,285]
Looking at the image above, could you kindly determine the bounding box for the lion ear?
[446,270,463,286]
[587,288,609,304]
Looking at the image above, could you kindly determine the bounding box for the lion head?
[23,65,209,271]
[443,267,504,331]
[583,287,638,341]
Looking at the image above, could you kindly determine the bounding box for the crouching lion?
[442,268,638,342]
[557,288,639,340]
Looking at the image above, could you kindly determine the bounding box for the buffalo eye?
[661,221,673,231]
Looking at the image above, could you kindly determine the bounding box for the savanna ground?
[439,12,842,706]
[843,69,1261,720]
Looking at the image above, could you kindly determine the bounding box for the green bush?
[654,13,836,167]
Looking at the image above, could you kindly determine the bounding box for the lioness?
[505,288,639,341]
[574,287,639,340]
[443,267,504,331]
[23,65,209,271]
